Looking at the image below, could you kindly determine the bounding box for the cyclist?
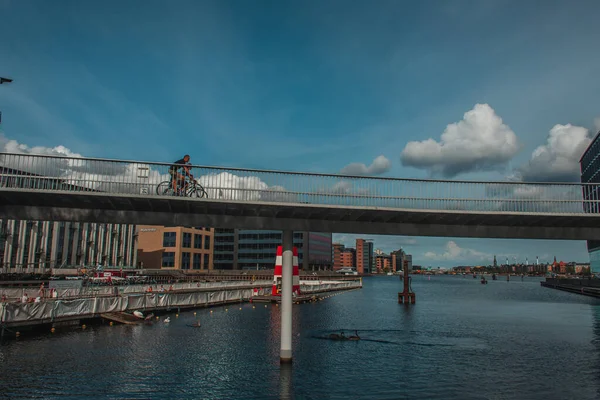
[169,155,194,194]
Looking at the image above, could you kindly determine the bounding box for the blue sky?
[1,0,599,266]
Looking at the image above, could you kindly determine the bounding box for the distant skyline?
[1,0,599,266]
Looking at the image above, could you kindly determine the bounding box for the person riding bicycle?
[169,155,194,194]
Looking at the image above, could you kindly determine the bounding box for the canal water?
[2,276,600,399]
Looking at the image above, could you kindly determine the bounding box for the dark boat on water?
[328,331,361,341]
[481,277,488,284]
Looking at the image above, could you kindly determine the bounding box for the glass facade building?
[580,130,600,272]
[214,229,332,270]
[0,219,137,273]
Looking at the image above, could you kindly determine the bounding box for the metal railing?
[0,152,599,215]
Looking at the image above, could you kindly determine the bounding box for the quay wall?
[0,280,362,328]
[541,278,600,298]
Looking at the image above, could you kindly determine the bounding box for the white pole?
[280,229,293,363]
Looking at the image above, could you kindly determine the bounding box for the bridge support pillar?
[280,229,293,364]
[398,260,416,304]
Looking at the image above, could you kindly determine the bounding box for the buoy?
[109,322,113,326]
[82,324,86,330]
[210,310,213,314]
[194,312,197,316]
[156,316,159,320]
[225,308,228,312]
[16,331,20,337]
[239,307,242,310]
[176,314,179,318]
[264,305,267,308]
[51,327,56,333]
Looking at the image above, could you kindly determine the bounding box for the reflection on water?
[2,276,600,399]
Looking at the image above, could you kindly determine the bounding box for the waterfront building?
[0,219,137,273]
[333,243,345,270]
[391,249,412,273]
[375,253,391,272]
[136,225,214,271]
[340,248,356,269]
[356,239,374,274]
[580,129,600,272]
[213,229,332,270]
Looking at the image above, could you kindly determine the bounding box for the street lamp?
[0,77,12,125]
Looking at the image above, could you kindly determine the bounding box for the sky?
[1,0,599,267]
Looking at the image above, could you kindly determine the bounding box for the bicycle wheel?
[156,181,174,196]
[187,187,201,198]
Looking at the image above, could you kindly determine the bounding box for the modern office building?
[390,249,413,273]
[580,129,600,272]
[213,229,332,270]
[136,226,214,271]
[356,239,374,274]
[0,219,137,273]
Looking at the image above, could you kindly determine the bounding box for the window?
[194,234,202,249]
[193,253,201,269]
[181,252,191,269]
[182,232,191,248]
[163,232,176,247]
[203,253,209,269]
[204,235,211,249]
[162,252,175,267]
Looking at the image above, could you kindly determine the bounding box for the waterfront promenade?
[0,278,362,330]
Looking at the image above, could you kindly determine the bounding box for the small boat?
[164,317,170,324]
[327,330,361,341]
[492,274,497,281]
[481,277,488,284]
[133,311,144,319]
[187,322,202,328]
[348,330,361,341]
[144,313,154,321]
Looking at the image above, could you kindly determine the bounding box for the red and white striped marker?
[272,245,300,296]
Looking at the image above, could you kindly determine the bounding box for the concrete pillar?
[280,229,293,364]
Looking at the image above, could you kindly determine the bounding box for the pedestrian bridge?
[0,152,599,240]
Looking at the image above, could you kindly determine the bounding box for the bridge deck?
[1,189,599,240]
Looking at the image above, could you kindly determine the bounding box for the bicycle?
[156,177,208,198]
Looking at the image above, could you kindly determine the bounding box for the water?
[2,276,600,400]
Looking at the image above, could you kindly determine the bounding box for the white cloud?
[423,241,492,262]
[198,172,269,201]
[340,155,391,175]
[517,124,591,182]
[400,104,519,177]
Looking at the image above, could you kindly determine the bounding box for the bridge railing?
[0,152,599,215]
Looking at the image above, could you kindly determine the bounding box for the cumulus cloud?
[423,241,491,262]
[517,124,591,182]
[340,155,391,176]
[198,172,270,201]
[400,104,519,178]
